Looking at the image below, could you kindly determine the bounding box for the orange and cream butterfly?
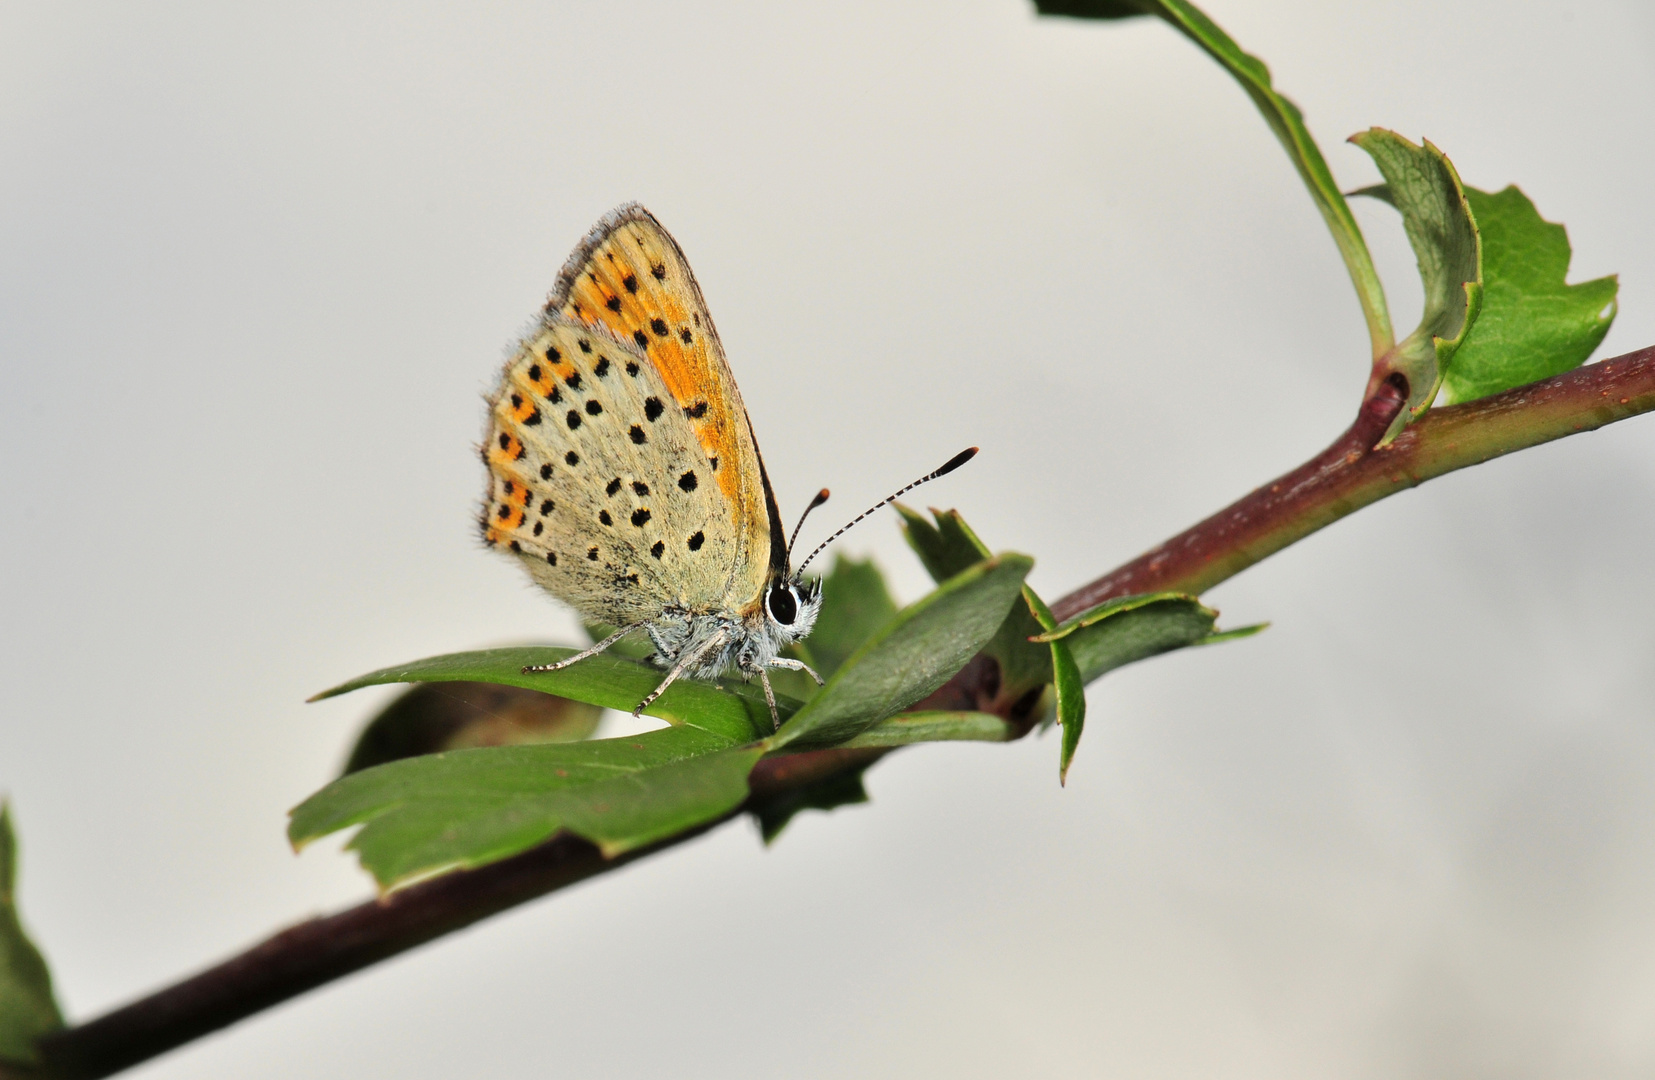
[480,204,974,728]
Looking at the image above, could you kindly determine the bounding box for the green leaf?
[290,726,762,889]
[1040,593,1250,683]
[1197,622,1271,646]
[897,505,1053,702]
[805,554,900,680]
[837,710,1018,749]
[751,765,871,845]
[311,647,787,747]
[0,803,63,1065]
[1035,0,1393,358]
[753,710,1014,842]
[1350,130,1483,436]
[1442,186,1618,403]
[343,682,603,774]
[1020,589,1088,785]
[771,553,1035,751]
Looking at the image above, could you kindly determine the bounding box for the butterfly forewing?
[482,317,743,628]
[548,204,774,610]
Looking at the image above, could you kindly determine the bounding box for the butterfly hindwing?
[482,317,743,628]
[548,204,778,611]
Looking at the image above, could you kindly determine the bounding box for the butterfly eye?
[767,581,798,626]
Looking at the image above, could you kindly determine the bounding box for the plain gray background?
[5,1,1655,1076]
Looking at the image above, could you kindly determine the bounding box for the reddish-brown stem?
[13,345,1655,1080]
[1056,345,1655,617]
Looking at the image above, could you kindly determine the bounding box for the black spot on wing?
[598,510,613,526]
[678,470,697,492]
[546,551,557,566]
[650,541,665,559]
[588,547,599,561]
[679,328,692,344]
[687,531,705,551]
[650,263,666,280]
[540,464,553,480]
[565,372,582,392]
[644,397,664,421]
[565,450,580,466]
[605,296,622,313]
[539,499,554,515]
[684,401,707,419]
[631,481,649,496]
[630,508,651,527]
[629,425,646,444]
[622,273,638,293]
[565,410,581,430]
[625,360,640,377]
[594,357,610,377]
[650,318,668,337]
[606,477,622,497]
[579,339,592,354]
[532,522,543,536]
[585,400,603,416]
[632,329,649,348]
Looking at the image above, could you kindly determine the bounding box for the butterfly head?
[763,573,822,646]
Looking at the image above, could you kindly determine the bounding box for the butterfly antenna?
[794,447,979,576]
[788,488,831,561]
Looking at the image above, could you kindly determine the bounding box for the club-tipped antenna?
[794,447,979,576]
[788,488,831,560]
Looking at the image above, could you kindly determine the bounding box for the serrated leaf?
[1020,589,1088,785]
[1442,186,1618,403]
[1197,622,1270,646]
[1350,130,1482,436]
[754,710,1015,842]
[290,726,762,889]
[897,505,1053,701]
[0,803,63,1065]
[753,768,870,844]
[805,555,900,680]
[343,681,603,774]
[311,647,788,746]
[1036,0,1393,358]
[837,710,1017,749]
[771,554,1034,751]
[1043,593,1240,683]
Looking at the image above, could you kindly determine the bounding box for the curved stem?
[17,345,1655,1079]
[1055,345,1655,617]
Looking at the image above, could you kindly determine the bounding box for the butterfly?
[480,204,974,728]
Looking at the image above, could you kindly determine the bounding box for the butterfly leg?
[633,627,729,718]
[768,657,824,686]
[759,668,780,732]
[520,623,642,675]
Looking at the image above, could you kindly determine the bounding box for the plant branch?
[1055,345,1655,618]
[17,345,1655,1079]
